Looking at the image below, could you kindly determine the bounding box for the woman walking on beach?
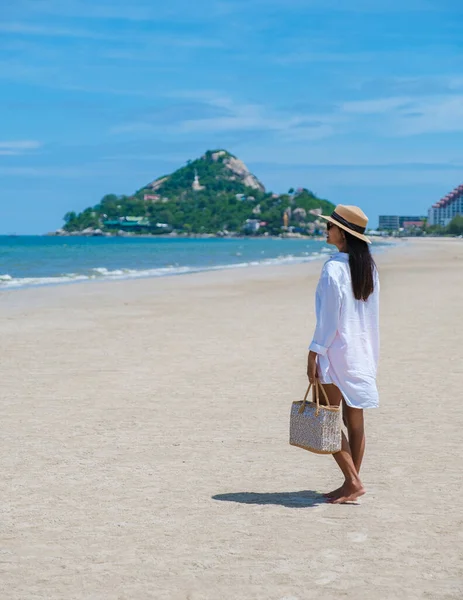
[307,205,379,504]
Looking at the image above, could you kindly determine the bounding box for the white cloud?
[350,75,463,97]
[0,59,155,97]
[395,95,463,135]
[112,80,463,142]
[214,0,439,13]
[110,122,158,135]
[340,97,412,114]
[276,51,375,66]
[340,94,463,135]
[302,167,462,187]
[110,88,463,142]
[100,35,224,62]
[23,0,159,20]
[0,164,156,178]
[0,22,116,40]
[0,167,79,176]
[14,0,233,22]
[111,92,340,140]
[0,140,42,155]
[0,141,41,149]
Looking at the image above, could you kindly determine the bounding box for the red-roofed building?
[428,184,463,226]
[402,220,425,229]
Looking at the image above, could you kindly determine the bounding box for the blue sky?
[1,0,462,233]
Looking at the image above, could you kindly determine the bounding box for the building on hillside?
[243,219,261,233]
[378,215,426,231]
[428,184,463,227]
[103,216,152,231]
[402,220,425,230]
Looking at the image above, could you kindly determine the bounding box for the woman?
[307,205,379,504]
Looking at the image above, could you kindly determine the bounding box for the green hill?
[62,149,335,236]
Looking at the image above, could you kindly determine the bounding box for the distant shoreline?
[0,236,397,293]
[45,232,328,241]
[44,231,396,242]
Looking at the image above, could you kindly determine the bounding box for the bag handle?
[303,380,331,406]
[298,380,331,416]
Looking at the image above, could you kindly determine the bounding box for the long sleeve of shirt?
[309,270,342,356]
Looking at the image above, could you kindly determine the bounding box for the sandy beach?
[1,238,462,599]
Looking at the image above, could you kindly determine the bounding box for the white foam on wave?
[0,251,328,290]
[0,273,90,289]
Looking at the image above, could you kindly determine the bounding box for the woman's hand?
[307,351,318,384]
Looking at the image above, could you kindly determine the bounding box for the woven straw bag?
[289,380,342,454]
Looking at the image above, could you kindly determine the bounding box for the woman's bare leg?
[343,400,365,473]
[330,433,365,503]
[318,383,365,503]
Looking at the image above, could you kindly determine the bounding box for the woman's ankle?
[345,476,362,487]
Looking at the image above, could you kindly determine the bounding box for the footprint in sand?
[347,531,368,543]
[315,572,339,586]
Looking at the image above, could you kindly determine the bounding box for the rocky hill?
[142,150,265,198]
[62,149,335,236]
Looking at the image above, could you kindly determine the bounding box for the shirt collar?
[333,251,349,261]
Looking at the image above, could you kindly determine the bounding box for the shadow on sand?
[212,490,327,508]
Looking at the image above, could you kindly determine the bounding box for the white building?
[243,219,261,233]
[428,184,463,227]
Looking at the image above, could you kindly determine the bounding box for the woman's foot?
[323,485,344,499]
[329,480,365,504]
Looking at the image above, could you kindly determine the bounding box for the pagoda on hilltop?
[192,169,205,191]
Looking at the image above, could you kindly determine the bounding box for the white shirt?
[309,252,380,409]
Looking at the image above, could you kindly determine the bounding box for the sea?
[0,236,389,291]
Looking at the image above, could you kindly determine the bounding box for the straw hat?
[319,205,371,244]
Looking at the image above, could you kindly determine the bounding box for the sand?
[0,238,462,599]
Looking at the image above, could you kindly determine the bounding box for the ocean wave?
[0,252,328,290]
[0,273,90,289]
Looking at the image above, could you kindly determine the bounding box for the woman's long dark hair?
[344,231,376,301]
